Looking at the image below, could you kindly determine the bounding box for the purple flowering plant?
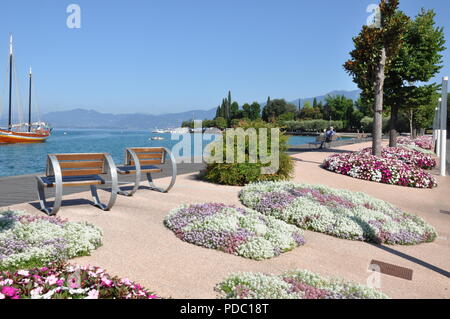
[216,269,389,299]
[240,182,437,245]
[164,203,305,260]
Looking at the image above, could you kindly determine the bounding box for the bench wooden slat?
[59,161,104,169]
[131,147,164,154]
[62,180,104,187]
[53,153,105,161]
[61,168,103,176]
[130,159,162,166]
[136,153,163,160]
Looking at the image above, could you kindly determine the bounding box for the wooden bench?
[116,147,177,196]
[309,134,338,149]
[36,153,118,215]
[308,135,325,148]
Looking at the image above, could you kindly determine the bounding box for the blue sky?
[0,0,449,115]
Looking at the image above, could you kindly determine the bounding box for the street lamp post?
[439,76,448,176]
[435,99,441,157]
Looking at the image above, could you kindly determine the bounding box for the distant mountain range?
[1,90,360,129]
[41,108,218,130]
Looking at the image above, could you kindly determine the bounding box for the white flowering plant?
[240,182,437,245]
[216,270,389,299]
[164,203,305,260]
[0,210,102,271]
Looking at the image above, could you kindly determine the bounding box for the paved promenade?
[3,140,449,299]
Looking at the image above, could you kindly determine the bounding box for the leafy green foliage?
[203,121,294,186]
[284,120,344,132]
[262,99,297,122]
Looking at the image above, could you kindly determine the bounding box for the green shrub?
[284,120,343,132]
[203,120,294,186]
[359,116,409,133]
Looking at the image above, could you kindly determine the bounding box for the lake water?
[0,129,338,177]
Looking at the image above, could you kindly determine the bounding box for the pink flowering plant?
[359,147,436,169]
[164,203,305,260]
[216,270,389,299]
[0,210,102,271]
[0,263,159,299]
[240,182,437,245]
[397,136,434,152]
[323,152,437,188]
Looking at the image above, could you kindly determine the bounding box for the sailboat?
[0,36,51,144]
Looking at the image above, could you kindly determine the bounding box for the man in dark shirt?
[320,127,336,149]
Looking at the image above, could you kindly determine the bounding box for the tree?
[181,120,194,128]
[262,99,297,122]
[214,117,227,130]
[344,0,408,156]
[250,102,261,120]
[354,98,372,117]
[384,9,445,146]
[203,119,216,128]
[324,95,354,123]
[313,98,318,107]
[242,103,251,119]
[402,85,440,137]
[298,104,315,120]
[220,98,228,120]
[215,105,221,119]
[230,101,239,120]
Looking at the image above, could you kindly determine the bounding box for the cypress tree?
[228,91,232,120]
[215,105,221,119]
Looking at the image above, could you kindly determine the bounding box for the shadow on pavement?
[370,243,450,279]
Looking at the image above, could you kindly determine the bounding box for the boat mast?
[8,35,13,131]
[28,67,32,132]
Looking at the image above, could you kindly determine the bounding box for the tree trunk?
[409,109,414,138]
[372,47,386,156]
[389,104,398,147]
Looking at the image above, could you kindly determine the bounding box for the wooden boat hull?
[0,129,49,144]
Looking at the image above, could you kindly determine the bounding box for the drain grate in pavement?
[369,260,413,281]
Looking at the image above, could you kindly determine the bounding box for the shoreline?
[0,137,445,207]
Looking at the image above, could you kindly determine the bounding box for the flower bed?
[216,270,389,299]
[240,182,437,244]
[359,147,436,169]
[164,203,305,260]
[323,152,436,188]
[398,136,434,151]
[0,263,159,299]
[400,143,435,155]
[0,210,102,271]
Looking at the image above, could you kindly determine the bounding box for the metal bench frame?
[36,153,118,216]
[117,147,177,197]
